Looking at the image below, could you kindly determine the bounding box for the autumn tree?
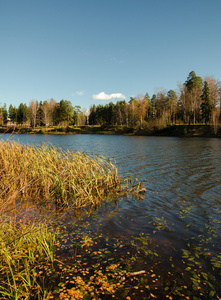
[29,100,38,128]
[167,90,178,124]
[42,100,51,128]
[153,89,167,121]
[178,83,189,124]
[218,81,221,120]
[204,76,220,124]
[48,98,58,126]
[135,94,148,128]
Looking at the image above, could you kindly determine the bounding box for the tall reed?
[0,140,122,208]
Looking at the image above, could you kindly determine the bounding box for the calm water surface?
[2,133,221,298]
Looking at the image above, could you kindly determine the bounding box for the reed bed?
[0,140,122,208]
[0,139,145,299]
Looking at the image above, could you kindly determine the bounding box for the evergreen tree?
[0,103,8,125]
[65,100,74,124]
[56,100,75,124]
[36,101,44,126]
[151,94,156,118]
[89,105,96,125]
[57,100,68,123]
[184,71,203,124]
[9,104,17,123]
[17,103,29,124]
[185,71,203,91]
[73,105,82,125]
[1,104,8,125]
[201,81,212,124]
[107,102,115,125]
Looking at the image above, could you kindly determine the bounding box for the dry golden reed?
[0,140,121,208]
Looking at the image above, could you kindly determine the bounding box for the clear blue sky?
[1,0,221,110]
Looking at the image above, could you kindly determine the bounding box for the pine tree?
[36,101,44,126]
[17,103,29,124]
[9,104,17,123]
[201,81,212,124]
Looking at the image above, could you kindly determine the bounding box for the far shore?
[1,124,221,138]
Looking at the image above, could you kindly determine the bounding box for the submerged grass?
[0,220,56,299]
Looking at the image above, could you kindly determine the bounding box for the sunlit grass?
[0,220,56,299]
[0,139,125,299]
[0,140,123,208]
[0,138,149,299]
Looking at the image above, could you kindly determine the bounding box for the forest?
[1,71,221,130]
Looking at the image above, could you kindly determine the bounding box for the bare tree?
[42,101,50,128]
[154,88,167,122]
[217,81,221,120]
[48,98,58,126]
[82,108,90,125]
[29,100,38,128]
[178,83,189,124]
[135,94,148,128]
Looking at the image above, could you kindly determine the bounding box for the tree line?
[89,71,221,128]
[0,99,86,128]
[1,71,221,128]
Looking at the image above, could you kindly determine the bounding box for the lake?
[2,133,221,299]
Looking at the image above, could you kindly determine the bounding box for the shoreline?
[1,124,221,138]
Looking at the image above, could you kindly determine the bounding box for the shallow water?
[2,133,221,298]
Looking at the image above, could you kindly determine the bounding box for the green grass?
[0,220,56,299]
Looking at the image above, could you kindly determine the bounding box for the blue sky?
[1,0,221,110]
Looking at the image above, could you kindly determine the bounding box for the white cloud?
[72,91,84,96]
[92,92,125,100]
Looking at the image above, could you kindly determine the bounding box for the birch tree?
[29,100,38,128]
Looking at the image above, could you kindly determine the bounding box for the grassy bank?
[1,124,221,137]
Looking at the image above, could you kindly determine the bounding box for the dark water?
[2,133,221,298]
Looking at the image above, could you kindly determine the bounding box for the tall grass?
[0,220,56,299]
[0,140,122,208]
[0,139,144,299]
